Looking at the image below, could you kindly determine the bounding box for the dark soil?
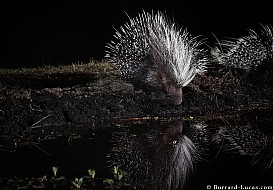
[0,60,273,140]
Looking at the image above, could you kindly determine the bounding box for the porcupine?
[211,24,273,75]
[105,10,207,105]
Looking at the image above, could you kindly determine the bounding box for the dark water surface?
[0,109,273,189]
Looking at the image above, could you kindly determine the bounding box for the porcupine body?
[211,25,273,74]
[105,11,207,105]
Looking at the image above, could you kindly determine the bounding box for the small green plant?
[52,166,59,177]
[117,169,123,181]
[113,166,124,181]
[88,169,96,179]
[113,166,119,175]
[72,177,84,189]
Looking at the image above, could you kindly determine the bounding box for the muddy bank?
[0,61,273,137]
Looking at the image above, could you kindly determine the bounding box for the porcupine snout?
[162,83,183,105]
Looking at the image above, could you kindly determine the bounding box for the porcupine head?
[105,11,207,105]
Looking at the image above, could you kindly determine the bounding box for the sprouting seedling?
[117,169,123,181]
[88,169,96,179]
[52,166,59,177]
[72,177,84,189]
[113,166,119,175]
[113,166,124,181]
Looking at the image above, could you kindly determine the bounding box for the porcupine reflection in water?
[107,110,273,189]
[107,120,210,190]
[211,116,273,171]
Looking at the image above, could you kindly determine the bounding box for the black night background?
[1,0,272,68]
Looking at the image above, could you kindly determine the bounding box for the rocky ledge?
[1,60,273,137]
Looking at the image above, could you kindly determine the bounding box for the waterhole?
[0,109,273,189]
